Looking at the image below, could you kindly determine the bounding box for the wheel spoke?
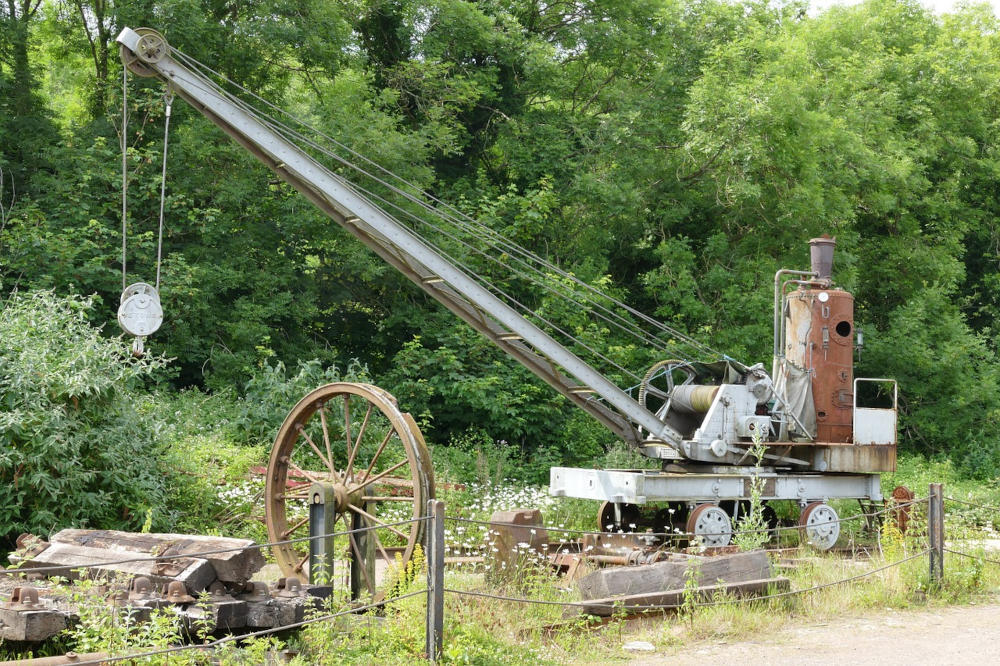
[296,425,333,475]
[318,405,335,476]
[287,459,322,483]
[294,552,309,573]
[281,515,309,539]
[354,458,409,492]
[349,505,395,567]
[369,522,395,565]
[361,430,395,482]
[343,394,354,476]
[346,404,375,483]
[362,496,415,502]
[348,503,409,541]
[354,404,374,454]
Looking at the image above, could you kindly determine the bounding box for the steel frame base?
[549,466,882,505]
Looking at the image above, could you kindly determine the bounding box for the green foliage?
[0,291,171,545]
[236,358,370,443]
[734,439,769,551]
[7,0,1000,477]
[864,287,1000,477]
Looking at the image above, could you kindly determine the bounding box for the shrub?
[0,291,170,546]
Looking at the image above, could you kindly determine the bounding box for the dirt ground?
[629,602,1000,665]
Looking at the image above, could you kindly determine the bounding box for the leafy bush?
[234,358,370,445]
[0,291,170,546]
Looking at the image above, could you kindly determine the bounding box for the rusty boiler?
[782,237,855,443]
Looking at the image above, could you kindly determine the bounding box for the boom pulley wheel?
[265,383,433,601]
[119,27,168,76]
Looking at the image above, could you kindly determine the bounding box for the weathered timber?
[243,596,316,628]
[12,542,216,591]
[0,606,68,642]
[572,576,790,617]
[577,549,771,600]
[48,530,264,583]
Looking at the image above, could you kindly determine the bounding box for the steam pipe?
[772,269,816,379]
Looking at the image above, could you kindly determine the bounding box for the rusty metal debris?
[164,581,196,604]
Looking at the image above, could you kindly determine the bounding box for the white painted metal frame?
[853,378,898,446]
[549,467,883,504]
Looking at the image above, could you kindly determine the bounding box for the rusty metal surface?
[809,443,896,473]
[785,287,855,443]
[890,485,915,533]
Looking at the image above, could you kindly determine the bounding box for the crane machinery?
[116,27,899,595]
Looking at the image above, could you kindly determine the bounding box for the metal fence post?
[928,483,944,584]
[426,499,445,662]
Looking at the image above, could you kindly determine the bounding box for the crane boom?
[117,27,685,450]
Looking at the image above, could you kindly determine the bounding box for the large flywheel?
[265,383,434,600]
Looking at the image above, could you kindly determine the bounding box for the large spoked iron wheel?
[265,383,434,601]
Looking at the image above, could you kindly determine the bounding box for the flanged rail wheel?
[265,383,433,601]
[597,501,642,533]
[799,502,840,551]
[686,503,732,547]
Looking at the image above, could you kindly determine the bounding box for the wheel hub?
[332,482,361,513]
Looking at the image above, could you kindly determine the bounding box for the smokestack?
[809,235,836,281]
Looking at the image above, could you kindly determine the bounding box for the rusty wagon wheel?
[265,383,434,601]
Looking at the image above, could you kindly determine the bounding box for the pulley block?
[118,282,163,337]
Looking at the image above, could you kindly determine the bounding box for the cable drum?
[670,385,720,414]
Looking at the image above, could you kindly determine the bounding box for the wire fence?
[444,549,929,611]
[71,589,429,666]
[22,487,1000,663]
[447,495,927,543]
[944,495,1000,513]
[0,516,431,577]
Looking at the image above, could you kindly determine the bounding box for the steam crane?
[117,27,897,587]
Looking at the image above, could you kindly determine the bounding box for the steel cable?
[160,59,644,382]
[943,547,1000,567]
[444,549,929,611]
[167,47,724,363]
[944,496,1000,513]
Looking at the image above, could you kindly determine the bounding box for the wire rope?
[444,549,929,610]
[171,49,700,361]
[121,66,128,291]
[167,47,725,362]
[72,589,428,666]
[162,60,643,382]
[154,90,174,290]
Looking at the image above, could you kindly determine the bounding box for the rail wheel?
[597,501,642,532]
[799,502,839,551]
[686,503,732,547]
[265,383,433,601]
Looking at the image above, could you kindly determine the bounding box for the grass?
[8,397,1000,664]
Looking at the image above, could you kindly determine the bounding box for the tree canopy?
[3,0,1000,475]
